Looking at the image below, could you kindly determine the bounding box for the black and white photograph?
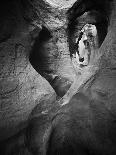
[0,0,116,154]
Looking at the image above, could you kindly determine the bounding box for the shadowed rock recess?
[0,0,116,155]
[0,0,74,154]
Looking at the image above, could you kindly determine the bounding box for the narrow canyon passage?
[0,0,116,155]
